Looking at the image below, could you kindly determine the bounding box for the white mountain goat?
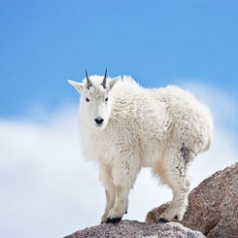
[68,69,213,224]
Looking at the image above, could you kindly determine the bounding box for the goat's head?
[68,69,120,129]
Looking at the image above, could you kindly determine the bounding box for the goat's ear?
[67,80,83,93]
[109,76,121,90]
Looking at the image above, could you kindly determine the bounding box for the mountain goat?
[68,69,213,224]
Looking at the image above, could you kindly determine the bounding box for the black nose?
[95,117,104,125]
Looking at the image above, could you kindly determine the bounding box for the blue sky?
[0,1,238,238]
[0,0,238,118]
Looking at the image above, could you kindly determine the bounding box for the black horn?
[85,69,92,89]
[101,68,107,89]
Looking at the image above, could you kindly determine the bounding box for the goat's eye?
[105,97,108,102]
[85,97,90,102]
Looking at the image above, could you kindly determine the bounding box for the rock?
[146,163,238,238]
[65,220,205,238]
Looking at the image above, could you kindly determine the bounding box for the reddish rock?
[146,163,238,238]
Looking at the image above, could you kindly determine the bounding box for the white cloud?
[181,81,238,127]
[0,109,103,238]
[0,83,237,238]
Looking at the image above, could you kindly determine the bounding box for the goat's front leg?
[106,153,141,223]
[99,166,116,223]
[101,190,116,223]
[106,184,129,223]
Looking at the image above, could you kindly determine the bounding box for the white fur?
[68,74,213,223]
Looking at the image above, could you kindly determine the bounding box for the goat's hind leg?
[158,147,194,222]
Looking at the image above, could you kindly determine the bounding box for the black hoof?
[106,217,122,224]
[158,218,169,223]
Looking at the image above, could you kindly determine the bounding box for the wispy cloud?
[182,81,238,127]
[0,82,237,238]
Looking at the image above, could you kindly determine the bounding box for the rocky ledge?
[65,220,205,238]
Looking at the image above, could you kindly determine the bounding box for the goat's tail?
[202,110,213,152]
[203,137,211,152]
[203,125,213,152]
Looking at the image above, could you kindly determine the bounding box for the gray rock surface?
[146,163,238,238]
[65,220,205,238]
